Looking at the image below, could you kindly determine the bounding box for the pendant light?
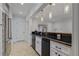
[49,3,52,19]
[41,16,44,22]
[65,5,69,13]
[49,3,56,19]
[40,10,44,22]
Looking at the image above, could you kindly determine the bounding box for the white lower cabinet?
[50,47,67,56]
[35,36,42,55]
[50,41,71,56]
[50,48,58,56]
[35,37,71,56]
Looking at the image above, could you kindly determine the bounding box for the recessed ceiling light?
[49,3,56,6]
[21,3,24,5]
[65,5,69,13]
[49,12,52,19]
[52,3,56,6]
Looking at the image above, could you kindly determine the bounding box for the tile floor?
[10,41,38,56]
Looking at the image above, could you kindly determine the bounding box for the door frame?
[72,3,79,56]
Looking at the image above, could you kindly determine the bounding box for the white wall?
[12,16,26,42]
[53,19,72,33]
[0,9,2,56]
[0,3,3,56]
[26,19,34,46]
[25,20,29,44]
[46,19,72,33]
[31,17,72,34]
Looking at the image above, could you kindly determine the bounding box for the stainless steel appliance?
[38,24,47,36]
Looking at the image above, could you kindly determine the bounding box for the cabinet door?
[50,47,67,56]
[35,36,42,55]
[32,35,35,49]
[57,51,67,56]
[50,41,71,55]
[42,38,50,56]
[50,48,57,56]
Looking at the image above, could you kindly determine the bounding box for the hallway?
[10,41,38,56]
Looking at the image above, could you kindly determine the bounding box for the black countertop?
[32,31,72,46]
[42,37,71,46]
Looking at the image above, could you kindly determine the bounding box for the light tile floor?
[10,41,38,56]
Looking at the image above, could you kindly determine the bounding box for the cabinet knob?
[58,54,61,56]
[55,52,57,55]
[55,46,58,48]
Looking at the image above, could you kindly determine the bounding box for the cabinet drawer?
[57,50,67,56]
[50,47,67,56]
[50,47,58,56]
[50,41,59,48]
[50,51,57,56]
[50,41,71,55]
[58,43,71,55]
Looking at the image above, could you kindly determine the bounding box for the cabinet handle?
[55,46,61,50]
[59,48,61,49]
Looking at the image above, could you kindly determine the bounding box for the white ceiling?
[9,3,39,18]
[33,3,72,23]
[8,3,72,22]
